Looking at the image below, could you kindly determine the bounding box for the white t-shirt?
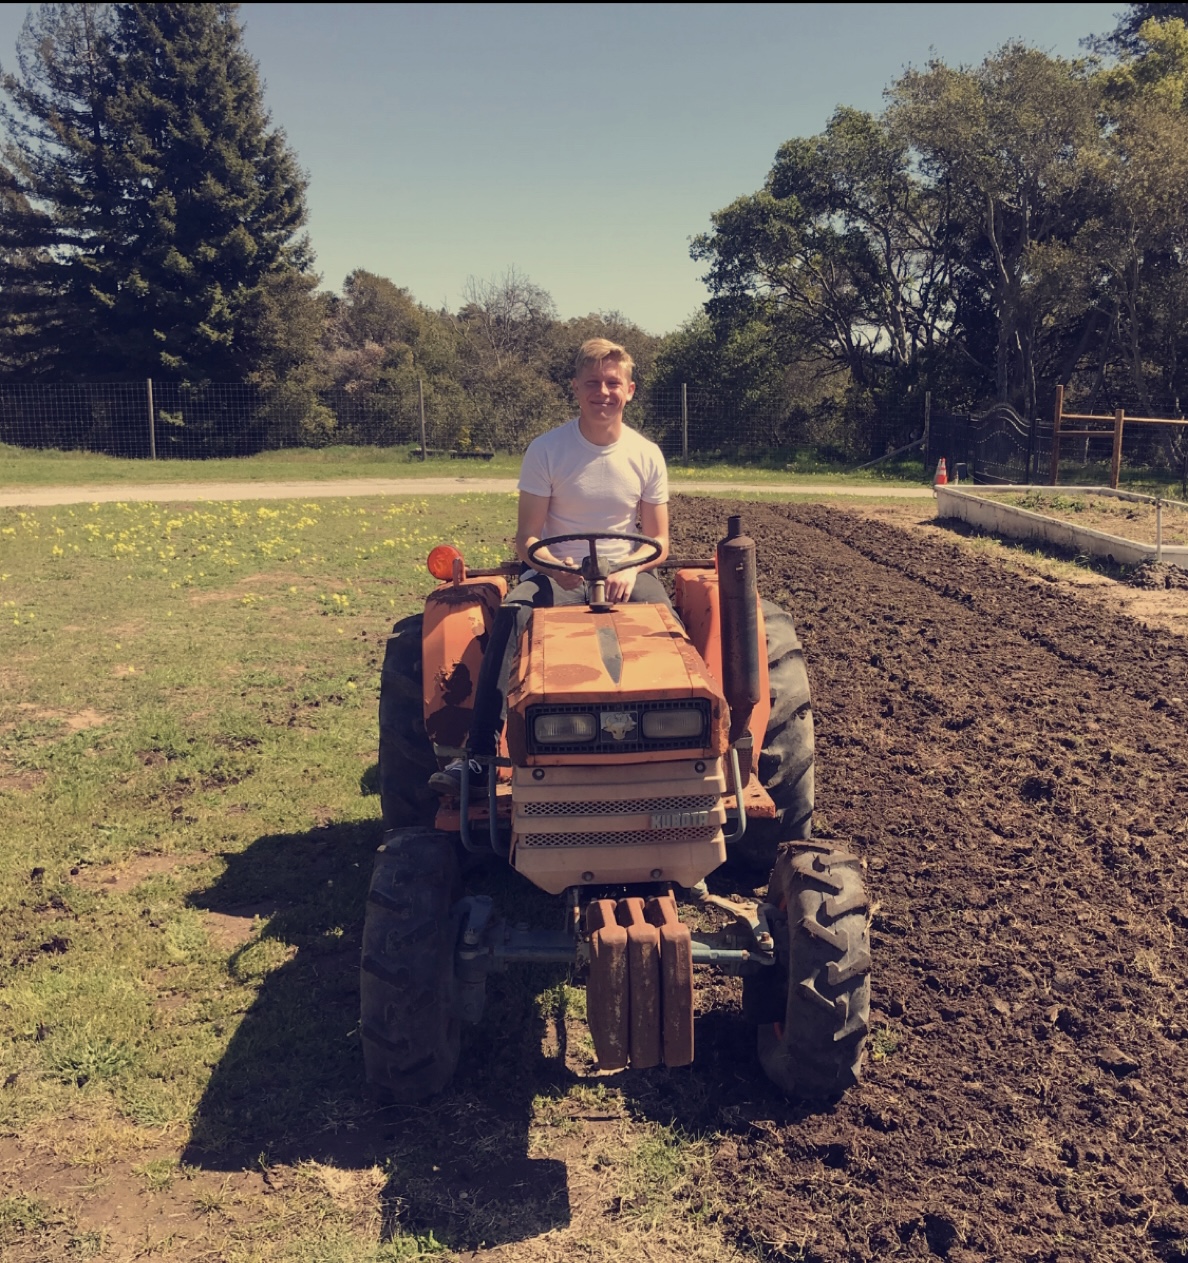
[517,419,668,566]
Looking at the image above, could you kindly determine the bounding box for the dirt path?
[0,477,934,507]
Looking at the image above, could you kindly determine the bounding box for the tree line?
[1,3,1186,460]
[682,3,1188,459]
[0,3,667,454]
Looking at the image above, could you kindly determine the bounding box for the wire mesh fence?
[639,387,929,464]
[0,379,934,465]
[0,381,459,460]
[3,378,1185,486]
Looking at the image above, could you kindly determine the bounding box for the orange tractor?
[361,515,871,1101]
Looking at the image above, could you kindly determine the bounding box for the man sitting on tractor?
[429,336,672,795]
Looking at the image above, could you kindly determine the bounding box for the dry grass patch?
[75,851,209,893]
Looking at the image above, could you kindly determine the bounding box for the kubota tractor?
[361,514,871,1101]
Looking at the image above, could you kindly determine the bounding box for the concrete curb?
[934,484,1188,569]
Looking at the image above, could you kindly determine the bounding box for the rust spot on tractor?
[581,895,689,1071]
[618,897,662,1069]
[587,899,629,1070]
[547,664,603,686]
[646,895,694,1066]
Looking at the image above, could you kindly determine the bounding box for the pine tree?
[0,2,316,384]
[105,2,313,382]
[0,3,123,377]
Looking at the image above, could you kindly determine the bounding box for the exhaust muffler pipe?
[716,514,761,749]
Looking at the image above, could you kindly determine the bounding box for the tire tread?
[359,829,461,1103]
[734,599,815,869]
[757,845,872,1099]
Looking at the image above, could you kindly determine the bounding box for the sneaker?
[428,757,488,797]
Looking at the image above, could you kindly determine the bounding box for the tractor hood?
[505,602,730,764]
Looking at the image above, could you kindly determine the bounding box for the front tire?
[359,829,461,1102]
[757,845,871,1099]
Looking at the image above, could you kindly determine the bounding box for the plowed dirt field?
[664,496,1188,1263]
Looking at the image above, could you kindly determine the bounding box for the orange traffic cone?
[934,457,948,486]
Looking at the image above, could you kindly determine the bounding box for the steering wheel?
[527,531,663,578]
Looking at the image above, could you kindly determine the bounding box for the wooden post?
[923,390,931,471]
[147,378,156,460]
[1156,497,1163,564]
[1049,384,1063,486]
[681,383,688,462]
[1110,408,1124,489]
[418,377,427,461]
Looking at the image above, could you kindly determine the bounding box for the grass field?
[0,491,781,1262]
[0,443,526,486]
[0,492,534,1260]
[0,442,928,489]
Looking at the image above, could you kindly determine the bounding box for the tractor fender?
[673,569,772,753]
[422,577,507,752]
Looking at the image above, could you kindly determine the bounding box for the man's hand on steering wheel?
[527,531,662,601]
[534,548,585,591]
[606,565,639,603]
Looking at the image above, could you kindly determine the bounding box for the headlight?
[533,712,597,743]
[640,709,704,740]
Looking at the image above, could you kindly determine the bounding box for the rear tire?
[733,599,814,870]
[757,845,870,1099]
[359,829,461,1103]
[379,614,437,829]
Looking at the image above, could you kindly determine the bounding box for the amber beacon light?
[426,544,463,580]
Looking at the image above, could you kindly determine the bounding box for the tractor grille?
[519,794,718,818]
[517,825,720,849]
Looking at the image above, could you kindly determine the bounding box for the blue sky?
[0,2,1123,334]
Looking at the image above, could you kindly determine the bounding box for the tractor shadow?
[180,820,570,1251]
[180,824,827,1249]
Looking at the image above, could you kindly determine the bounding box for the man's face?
[574,358,635,425]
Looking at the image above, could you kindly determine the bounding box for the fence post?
[1110,408,1124,490]
[1049,385,1063,486]
[418,377,426,461]
[1025,407,1036,486]
[681,383,688,462]
[923,390,931,474]
[146,378,156,460]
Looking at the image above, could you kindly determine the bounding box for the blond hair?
[574,337,634,381]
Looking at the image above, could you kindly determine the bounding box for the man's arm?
[606,500,669,602]
[638,500,669,568]
[516,490,585,589]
